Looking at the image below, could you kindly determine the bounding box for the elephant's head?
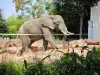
[41,15,73,35]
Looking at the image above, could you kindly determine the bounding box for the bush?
[0,9,8,33]
[0,63,7,75]
[0,47,100,75]
[0,62,23,75]
[24,48,100,75]
[53,52,87,75]
[53,47,100,75]
[24,61,55,75]
[6,14,27,34]
[0,20,8,33]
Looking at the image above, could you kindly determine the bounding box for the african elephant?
[17,15,73,56]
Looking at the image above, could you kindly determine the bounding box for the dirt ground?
[0,39,100,64]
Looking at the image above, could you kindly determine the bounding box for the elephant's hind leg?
[17,35,31,56]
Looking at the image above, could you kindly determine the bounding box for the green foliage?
[0,47,100,75]
[0,63,7,75]
[45,1,56,15]
[85,47,100,74]
[6,14,27,33]
[53,0,100,38]
[24,61,55,75]
[53,0,81,34]
[5,62,23,75]
[0,21,8,33]
[13,0,55,18]
[0,62,23,75]
[22,48,100,75]
[53,47,100,75]
[53,52,86,75]
[0,8,8,33]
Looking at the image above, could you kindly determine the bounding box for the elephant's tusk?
[61,30,67,35]
[61,30,74,35]
[67,31,74,34]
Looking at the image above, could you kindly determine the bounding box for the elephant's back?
[23,19,40,28]
[21,19,42,34]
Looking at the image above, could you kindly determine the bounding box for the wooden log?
[86,40,99,45]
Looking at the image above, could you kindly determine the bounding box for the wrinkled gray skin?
[17,15,73,56]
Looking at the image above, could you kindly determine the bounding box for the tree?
[6,14,27,33]
[77,0,100,38]
[13,0,55,18]
[0,8,8,33]
[53,0,100,38]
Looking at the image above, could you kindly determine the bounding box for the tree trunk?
[79,2,84,39]
[79,13,84,38]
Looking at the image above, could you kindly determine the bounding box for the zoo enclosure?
[0,33,88,63]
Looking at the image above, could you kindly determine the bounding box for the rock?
[0,40,10,54]
[31,40,42,51]
[0,39,22,54]
[11,39,22,47]
[69,39,87,48]
[6,47,17,54]
[88,45,99,49]
[77,39,87,47]
[31,46,41,51]
[0,39,9,49]
[58,44,69,49]
[31,40,52,51]
[69,40,78,47]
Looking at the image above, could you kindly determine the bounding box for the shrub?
[0,63,7,75]
[0,9,8,33]
[0,47,100,75]
[6,14,27,34]
[85,47,100,74]
[53,47,100,75]
[0,62,23,75]
[24,61,55,75]
[0,20,8,33]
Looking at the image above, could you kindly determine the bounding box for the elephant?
[17,15,74,56]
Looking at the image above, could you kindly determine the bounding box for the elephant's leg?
[17,35,31,56]
[42,27,57,49]
[43,38,48,51]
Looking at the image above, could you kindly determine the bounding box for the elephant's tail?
[17,25,25,38]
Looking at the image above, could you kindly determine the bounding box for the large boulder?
[0,39,22,54]
[69,39,87,48]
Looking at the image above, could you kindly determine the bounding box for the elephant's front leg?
[42,27,57,49]
[43,38,48,51]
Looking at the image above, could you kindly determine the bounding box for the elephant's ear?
[41,18,54,29]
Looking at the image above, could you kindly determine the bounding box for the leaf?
[42,55,51,62]
[24,59,27,69]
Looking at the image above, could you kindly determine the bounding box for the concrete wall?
[91,1,100,40]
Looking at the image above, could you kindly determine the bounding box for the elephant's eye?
[54,21,60,25]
